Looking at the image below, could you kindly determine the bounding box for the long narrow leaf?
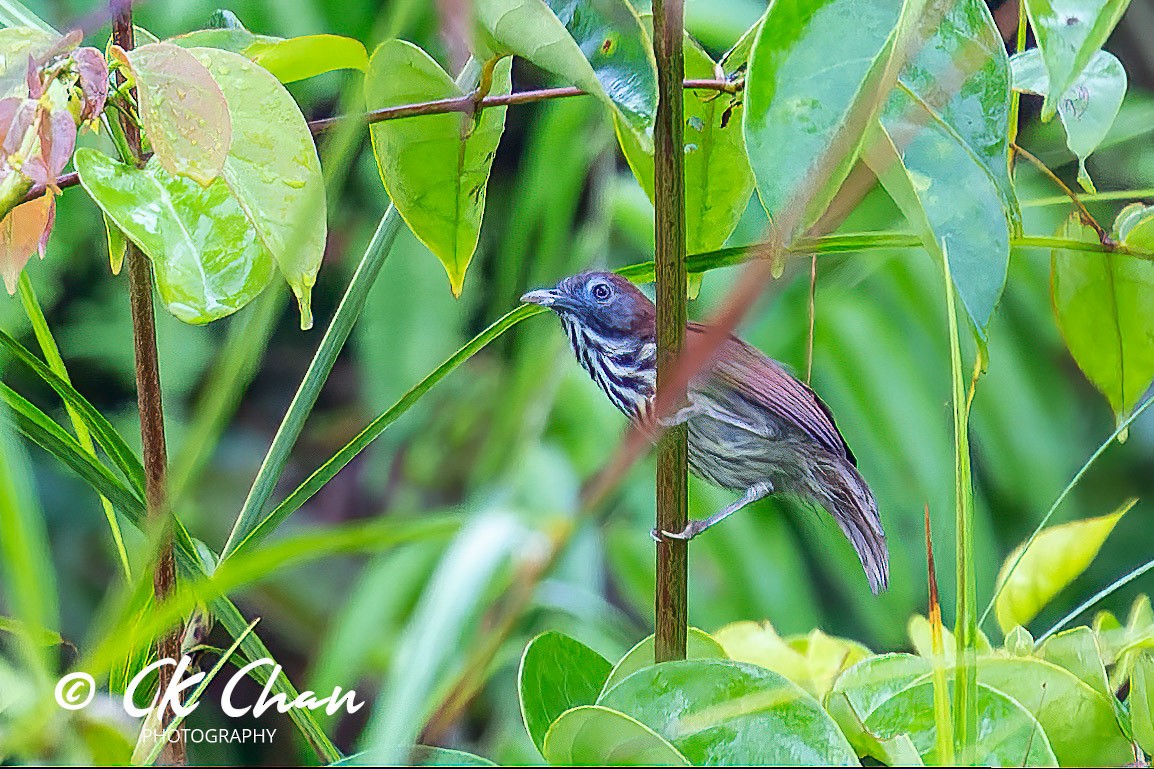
[0,327,145,492]
[228,304,541,559]
[220,205,403,560]
[17,273,132,579]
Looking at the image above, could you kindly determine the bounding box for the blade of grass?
[980,393,1154,629]
[17,273,132,580]
[220,204,403,561]
[134,619,261,766]
[0,327,145,491]
[943,246,978,763]
[0,404,59,679]
[0,0,53,32]
[1038,557,1154,643]
[226,303,543,559]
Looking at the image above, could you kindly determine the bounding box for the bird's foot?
[657,519,708,541]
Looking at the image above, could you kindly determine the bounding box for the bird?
[521,271,888,593]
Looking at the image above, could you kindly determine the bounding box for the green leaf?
[0,26,56,97]
[864,679,1057,766]
[1114,202,1154,250]
[542,705,691,766]
[995,500,1132,632]
[189,47,327,330]
[616,31,753,256]
[1012,47,1126,191]
[0,615,62,645]
[1023,0,1132,120]
[248,34,368,83]
[600,627,727,696]
[74,149,276,325]
[475,0,657,145]
[1051,213,1154,427]
[898,0,1017,221]
[365,41,511,297]
[866,86,1011,336]
[907,614,993,662]
[976,656,1132,765]
[598,659,858,766]
[1038,626,1111,697]
[102,211,127,275]
[112,42,232,186]
[742,0,905,233]
[714,620,870,699]
[1131,652,1154,757]
[519,631,613,756]
[168,27,279,54]
[333,746,497,766]
[826,653,933,764]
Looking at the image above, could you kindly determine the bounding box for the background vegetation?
[2,0,1154,765]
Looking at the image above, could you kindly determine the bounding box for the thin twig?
[1014,143,1110,243]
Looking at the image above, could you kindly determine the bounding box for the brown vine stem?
[110,3,184,765]
[25,77,737,205]
[1013,143,1111,244]
[652,0,689,664]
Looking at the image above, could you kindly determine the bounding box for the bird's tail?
[813,458,888,594]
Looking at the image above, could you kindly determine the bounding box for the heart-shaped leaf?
[188,47,327,329]
[74,148,274,325]
[518,631,612,756]
[365,40,511,297]
[1012,47,1127,191]
[542,705,690,766]
[1052,211,1154,426]
[599,659,858,766]
[1023,0,1132,120]
[475,0,657,147]
[112,42,231,186]
[743,0,905,234]
[995,499,1134,631]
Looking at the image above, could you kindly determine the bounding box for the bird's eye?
[591,282,612,302]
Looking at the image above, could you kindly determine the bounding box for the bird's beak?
[520,288,562,308]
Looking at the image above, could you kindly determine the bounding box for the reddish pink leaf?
[0,97,35,156]
[70,47,108,122]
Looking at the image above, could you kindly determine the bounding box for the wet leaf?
[598,659,858,765]
[977,656,1132,765]
[112,42,231,186]
[616,30,753,257]
[542,705,690,766]
[1023,0,1131,120]
[74,148,275,325]
[743,0,904,233]
[995,498,1134,631]
[1012,47,1126,191]
[365,40,510,297]
[866,679,1057,766]
[188,47,326,329]
[168,27,279,54]
[715,620,870,699]
[0,194,53,293]
[518,631,612,755]
[600,627,726,697]
[1052,213,1154,426]
[248,34,368,83]
[475,0,657,146]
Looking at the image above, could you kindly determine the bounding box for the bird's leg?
[657,399,703,428]
[657,481,773,541]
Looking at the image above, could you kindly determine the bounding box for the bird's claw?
[653,521,705,541]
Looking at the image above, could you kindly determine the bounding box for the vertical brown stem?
[652,0,688,663]
[110,4,184,764]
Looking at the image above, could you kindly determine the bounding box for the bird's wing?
[687,323,856,465]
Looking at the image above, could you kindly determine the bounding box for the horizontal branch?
[24,78,738,204]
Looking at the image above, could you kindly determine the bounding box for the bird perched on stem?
[521,271,888,593]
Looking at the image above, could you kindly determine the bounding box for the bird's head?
[521,272,655,343]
